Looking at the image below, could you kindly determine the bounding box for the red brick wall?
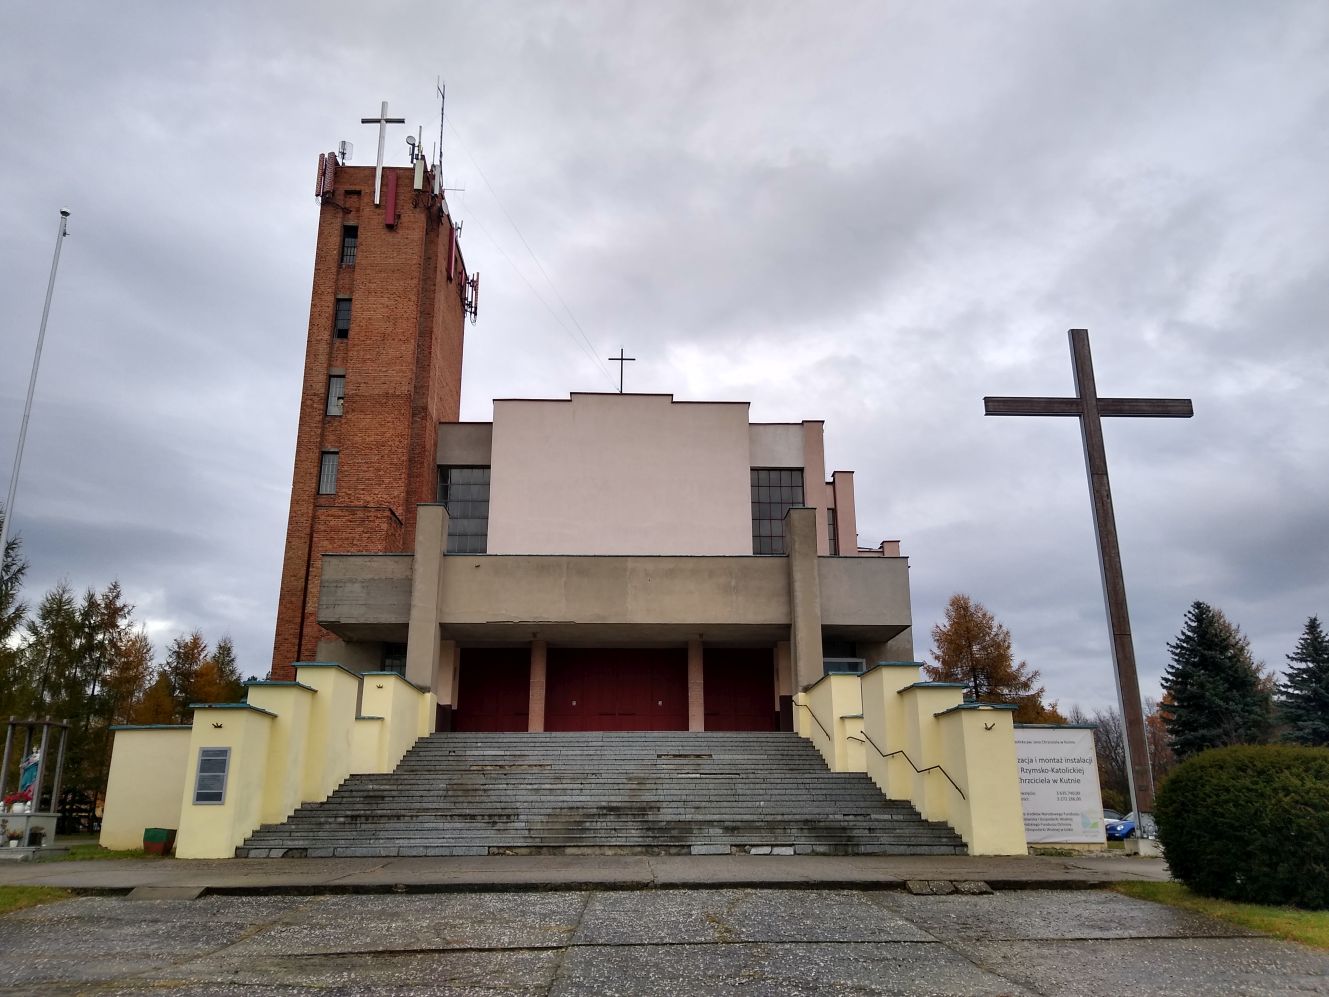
[270,165,468,678]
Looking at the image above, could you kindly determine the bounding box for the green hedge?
[1154,744,1329,909]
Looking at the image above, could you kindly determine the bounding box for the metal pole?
[49,722,68,822]
[0,718,14,802]
[0,211,70,563]
[34,720,51,814]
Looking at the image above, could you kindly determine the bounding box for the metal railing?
[861,730,966,801]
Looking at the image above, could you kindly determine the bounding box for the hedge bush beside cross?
[1155,745,1329,910]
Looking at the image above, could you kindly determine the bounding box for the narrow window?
[193,747,230,805]
[383,643,407,677]
[750,468,805,555]
[438,466,491,553]
[340,225,358,266]
[318,451,339,494]
[326,375,345,416]
[827,507,839,555]
[333,297,352,338]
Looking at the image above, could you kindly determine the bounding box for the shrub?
[1155,744,1329,909]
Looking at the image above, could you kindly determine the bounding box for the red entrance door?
[545,649,688,731]
[704,647,777,731]
[454,648,530,731]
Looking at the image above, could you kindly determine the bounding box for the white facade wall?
[487,394,784,556]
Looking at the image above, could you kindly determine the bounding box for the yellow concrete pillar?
[935,704,1026,855]
[361,672,427,771]
[295,662,363,802]
[176,704,275,859]
[687,638,704,731]
[897,682,966,823]
[244,680,316,824]
[861,661,921,798]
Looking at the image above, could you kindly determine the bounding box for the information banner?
[1014,726,1106,844]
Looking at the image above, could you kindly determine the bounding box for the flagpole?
[0,210,70,564]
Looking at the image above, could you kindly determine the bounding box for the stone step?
[239,731,966,858]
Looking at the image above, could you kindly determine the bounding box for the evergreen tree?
[131,673,176,725]
[0,507,29,717]
[926,593,1065,723]
[1278,616,1329,746]
[1161,601,1274,759]
[194,636,244,704]
[164,631,209,721]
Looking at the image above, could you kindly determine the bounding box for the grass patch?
[0,885,71,916]
[1113,881,1329,950]
[40,843,164,862]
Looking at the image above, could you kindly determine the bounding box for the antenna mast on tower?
[434,79,447,194]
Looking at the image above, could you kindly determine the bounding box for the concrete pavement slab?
[0,852,1171,894]
[877,888,1262,940]
[953,938,1329,996]
[2,889,1325,996]
[550,941,1034,996]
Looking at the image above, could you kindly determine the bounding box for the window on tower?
[333,298,352,338]
[326,375,345,416]
[340,225,358,266]
[751,468,804,555]
[827,506,839,555]
[438,466,491,554]
[318,451,339,494]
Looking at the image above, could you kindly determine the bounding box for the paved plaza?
[3,885,1327,995]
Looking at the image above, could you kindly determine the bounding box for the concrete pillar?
[687,638,704,731]
[529,639,547,732]
[784,506,824,691]
[775,640,794,731]
[436,639,459,731]
[405,503,448,696]
[801,421,830,556]
[830,470,857,556]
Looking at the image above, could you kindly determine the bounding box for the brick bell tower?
[270,102,477,679]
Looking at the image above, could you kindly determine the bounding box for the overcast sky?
[2,1,1325,712]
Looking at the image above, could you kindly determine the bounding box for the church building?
[271,130,914,733]
[99,109,1031,860]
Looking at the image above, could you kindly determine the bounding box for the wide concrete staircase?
[237,731,966,857]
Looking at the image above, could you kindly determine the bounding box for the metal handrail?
[861,729,966,801]
[795,701,834,743]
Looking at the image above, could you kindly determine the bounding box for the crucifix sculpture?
[361,100,406,206]
[608,347,636,393]
[984,328,1193,817]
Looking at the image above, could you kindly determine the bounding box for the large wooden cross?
[984,328,1193,816]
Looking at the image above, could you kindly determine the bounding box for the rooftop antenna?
[435,78,446,194]
[337,140,353,164]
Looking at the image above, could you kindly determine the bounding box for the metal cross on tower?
[361,100,406,206]
[984,328,1193,819]
[608,348,636,393]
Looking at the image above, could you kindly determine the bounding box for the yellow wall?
[99,726,192,850]
[359,672,429,770]
[936,705,1027,855]
[862,663,920,798]
[352,716,384,771]
[176,706,275,859]
[803,674,865,772]
[244,682,315,825]
[101,663,433,860]
[296,662,362,801]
